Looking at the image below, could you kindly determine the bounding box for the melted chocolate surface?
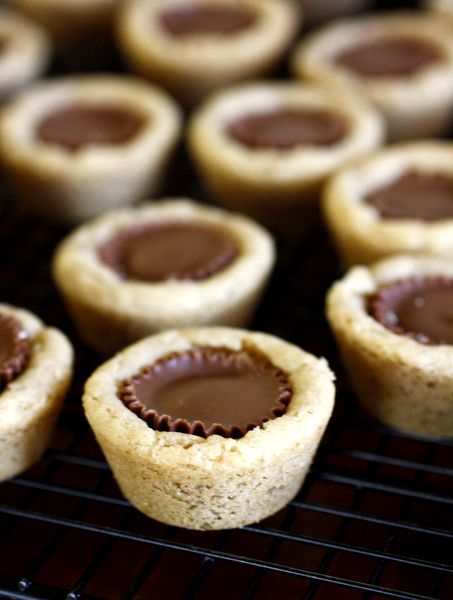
[0,313,30,391]
[227,109,348,148]
[120,348,292,438]
[369,276,453,345]
[335,37,442,77]
[366,171,453,221]
[99,222,238,282]
[160,4,256,36]
[37,104,145,151]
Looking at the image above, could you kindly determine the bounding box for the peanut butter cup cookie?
[0,303,73,482]
[326,255,453,438]
[322,140,453,266]
[187,80,384,239]
[291,10,453,141]
[52,199,275,356]
[82,326,335,530]
[0,73,182,223]
[115,0,301,106]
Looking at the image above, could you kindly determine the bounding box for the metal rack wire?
[0,200,451,600]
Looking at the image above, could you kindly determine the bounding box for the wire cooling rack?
[0,191,452,600]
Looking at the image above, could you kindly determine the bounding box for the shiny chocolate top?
[160,4,256,36]
[0,313,30,391]
[335,37,442,77]
[368,276,453,345]
[120,347,292,438]
[365,171,453,221]
[99,222,239,282]
[37,104,145,151]
[227,109,348,149]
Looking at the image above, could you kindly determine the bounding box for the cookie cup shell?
[326,255,453,438]
[52,199,276,356]
[115,0,301,107]
[0,73,182,223]
[82,326,335,530]
[0,303,74,482]
[187,80,384,239]
[0,7,52,102]
[322,140,453,267]
[291,11,453,141]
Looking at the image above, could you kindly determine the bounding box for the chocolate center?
[227,109,348,148]
[160,4,256,36]
[37,104,146,151]
[369,276,453,345]
[99,222,239,282]
[120,348,291,438]
[335,37,442,77]
[0,313,30,391]
[365,171,453,221]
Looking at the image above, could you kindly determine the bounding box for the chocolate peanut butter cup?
[326,255,453,437]
[160,4,256,37]
[120,347,291,438]
[227,108,347,149]
[335,37,443,78]
[290,11,453,141]
[369,276,453,345]
[0,312,30,391]
[37,104,146,151]
[365,171,453,221]
[0,303,73,483]
[99,222,238,282]
[116,0,301,107]
[82,326,335,529]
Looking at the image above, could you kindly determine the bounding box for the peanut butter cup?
[368,276,453,345]
[116,0,301,107]
[227,108,347,149]
[0,303,73,483]
[37,104,146,151]
[326,255,453,437]
[365,171,453,221]
[99,222,238,282]
[335,37,442,78]
[0,313,30,391]
[120,347,291,438]
[322,140,453,266]
[291,11,453,140]
[188,80,384,239]
[52,199,275,356]
[160,4,256,36]
[0,74,182,223]
[82,326,335,529]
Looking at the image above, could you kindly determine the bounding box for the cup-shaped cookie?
[322,140,453,267]
[187,80,384,240]
[0,73,182,223]
[115,0,301,107]
[291,10,453,141]
[0,7,52,102]
[326,254,453,438]
[52,198,276,356]
[0,303,73,482]
[82,326,335,530]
